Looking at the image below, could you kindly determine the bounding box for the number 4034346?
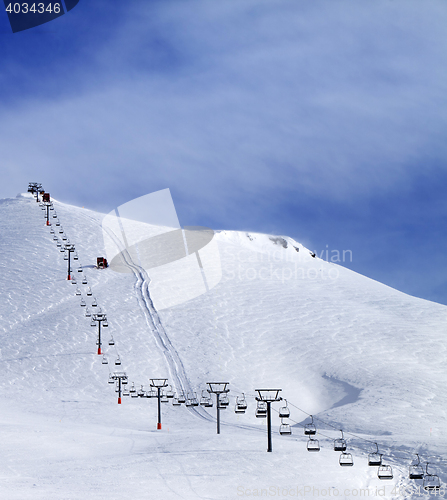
[5,3,62,14]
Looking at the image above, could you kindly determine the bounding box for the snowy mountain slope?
[0,194,445,500]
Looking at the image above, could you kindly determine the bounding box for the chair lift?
[200,390,210,406]
[55,220,60,226]
[178,392,186,404]
[137,385,145,397]
[85,307,91,317]
[108,374,114,384]
[59,227,64,234]
[115,356,121,366]
[368,443,382,466]
[166,386,175,398]
[80,298,86,307]
[190,393,199,406]
[90,319,96,327]
[334,430,347,452]
[123,386,130,397]
[77,266,82,273]
[53,213,57,218]
[76,288,81,296]
[423,463,441,491]
[235,394,247,414]
[62,234,67,241]
[64,252,68,260]
[92,298,97,307]
[220,394,230,407]
[60,246,65,252]
[279,418,292,435]
[56,241,61,247]
[71,277,77,284]
[73,253,78,261]
[172,397,181,406]
[339,452,354,467]
[307,438,320,452]
[87,287,92,296]
[279,399,290,419]
[304,415,317,435]
[409,454,424,480]
[108,336,115,346]
[102,355,108,365]
[204,397,213,408]
[256,401,267,418]
[377,464,393,480]
[161,392,169,403]
[103,320,108,328]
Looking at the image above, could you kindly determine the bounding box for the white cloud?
[1,0,446,214]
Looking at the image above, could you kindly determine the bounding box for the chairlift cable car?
[307,438,320,452]
[279,399,290,419]
[368,443,382,467]
[339,452,354,467]
[409,454,424,480]
[200,390,211,406]
[236,393,247,410]
[377,464,393,480]
[304,415,317,436]
[279,418,292,436]
[255,400,267,418]
[220,393,230,407]
[423,463,441,491]
[334,430,347,452]
[235,394,247,414]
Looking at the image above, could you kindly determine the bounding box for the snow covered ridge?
[0,193,446,499]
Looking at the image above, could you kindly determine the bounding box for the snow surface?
[0,195,446,500]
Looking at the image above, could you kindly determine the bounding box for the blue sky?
[1,0,446,305]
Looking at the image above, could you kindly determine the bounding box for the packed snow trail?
[76,209,214,423]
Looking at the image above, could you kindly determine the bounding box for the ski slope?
[0,193,445,500]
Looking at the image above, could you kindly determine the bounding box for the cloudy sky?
[1,0,446,305]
